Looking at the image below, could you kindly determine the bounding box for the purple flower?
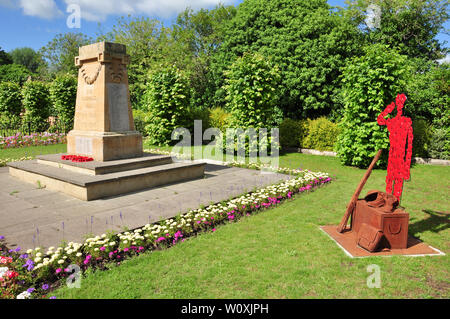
[27,288,35,293]
[0,236,4,240]
[22,259,34,271]
[42,284,49,290]
[50,296,57,299]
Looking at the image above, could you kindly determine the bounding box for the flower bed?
[0,132,66,150]
[0,160,331,299]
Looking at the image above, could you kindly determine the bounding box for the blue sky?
[0,0,448,54]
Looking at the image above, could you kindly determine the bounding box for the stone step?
[35,153,173,175]
[8,160,206,201]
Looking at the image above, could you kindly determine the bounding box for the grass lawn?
[54,150,449,299]
[0,144,67,162]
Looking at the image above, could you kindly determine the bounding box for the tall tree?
[214,0,363,119]
[9,47,44,73]
[344,0,449,61]
[0,46,12,66]
[104,16,169,108]
[172,5,237,107]
[39,32,92,77]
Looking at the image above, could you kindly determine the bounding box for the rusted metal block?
[353,191,409,251]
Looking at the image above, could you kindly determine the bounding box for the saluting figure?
[377,93,413,202]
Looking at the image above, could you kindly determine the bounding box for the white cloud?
[64,0,238,22]
[437,54,450,64]
[19,0,63,19]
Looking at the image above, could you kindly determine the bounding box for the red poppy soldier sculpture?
[336,93,413,252]
[377,93,413,202]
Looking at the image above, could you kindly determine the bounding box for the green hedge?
[22,80,50,133]
[142,65,191,146]
[0,81,22,128]
[49,74,77,133]
[302,117,340,152]
[209,107,231,133]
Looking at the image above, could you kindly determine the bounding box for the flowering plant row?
[0,164,331,299]
[0,132,66,150]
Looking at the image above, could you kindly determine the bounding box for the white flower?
[0,267,9,278]
[76,252,82,257]
[34,257,42,263]
[58,260,64,264]
[16,291,31,299]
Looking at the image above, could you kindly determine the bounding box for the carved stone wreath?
[80,63,103,85]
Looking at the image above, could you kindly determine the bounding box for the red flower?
[6,270,19,279]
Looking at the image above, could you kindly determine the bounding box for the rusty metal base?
[320,225,445,258]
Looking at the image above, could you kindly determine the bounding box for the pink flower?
[124,248,129,252]
[100,246,106,251]
[212,228,216,232]
[55,268,62,274]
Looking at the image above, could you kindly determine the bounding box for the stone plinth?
[67,41,142,161]
[8,156,206,201]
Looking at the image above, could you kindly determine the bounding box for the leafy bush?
[133,108,148,137]
[428,127,450,160]
[142,65,191,146]
[0,82,22,128]
[222,52,282,155]
[22,81,51,132]
[279,118,302,149]
[298,119,311,148]
[49,74,77,133]
[184,106,211,140]
[405,59,449,128]
[411,118,432,158]
[336,44,408,168]
[0,63,32,84]
[224,52,282,129]
[303,117,340,152]
[209,107,231,132]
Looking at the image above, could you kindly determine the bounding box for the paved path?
[0,165,292,250]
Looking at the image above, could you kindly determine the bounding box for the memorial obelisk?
[67,42,143,161]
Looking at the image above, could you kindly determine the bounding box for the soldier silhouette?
[377,93,413,202]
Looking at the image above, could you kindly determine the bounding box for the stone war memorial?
[7,42,206,201]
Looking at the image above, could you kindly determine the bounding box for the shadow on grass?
[409,209,449,237]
